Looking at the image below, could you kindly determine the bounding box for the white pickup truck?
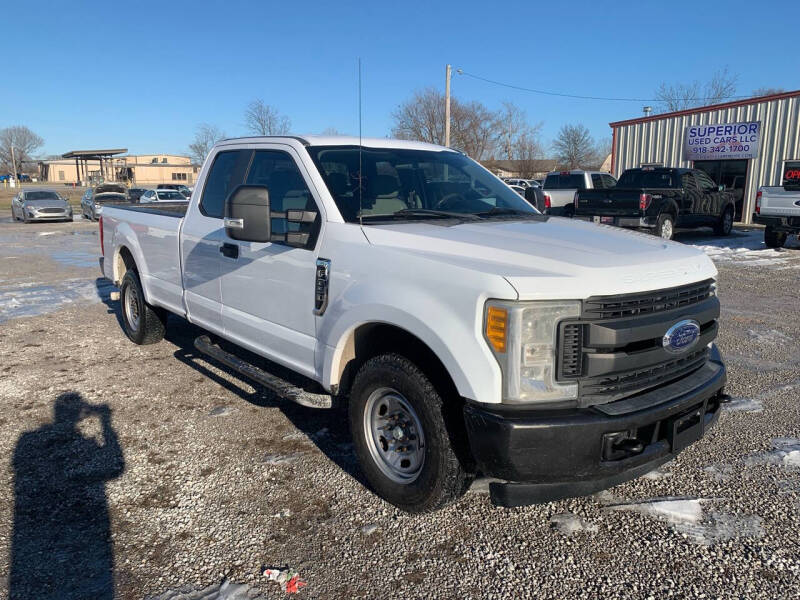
[542,170,617,217]
[100,135,727,512]
[754,160,800,247]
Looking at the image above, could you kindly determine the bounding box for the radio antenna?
[358,57,363,227]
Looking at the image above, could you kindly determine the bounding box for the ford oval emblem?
[663,319,701,354]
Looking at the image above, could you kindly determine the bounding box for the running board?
[193,335,332,409]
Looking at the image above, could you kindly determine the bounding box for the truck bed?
[102,202,186,316]
[109,202,189,218]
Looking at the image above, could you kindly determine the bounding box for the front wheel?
[349,354,473,512]
[655,213,675,240]
[714,206,734,236]
[764,226,787,249]
[120,270,167,344]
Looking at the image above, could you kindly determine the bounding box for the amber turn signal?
[486,306,508,353]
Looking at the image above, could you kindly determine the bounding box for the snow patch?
[703,463,736,482]
[744,438,800,468]
[146,579,263,600]
[549,512,598,535]
[0,278,115,322]
[722,397,763,413]
[604,496,762,545]
[687,229,800,267]
[747,328,791,345]
[641,467,672,480]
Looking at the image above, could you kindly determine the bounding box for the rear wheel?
[120,270,167,345]
[655,213,675,240]
[714,206,734,236]
[764,226,787,249]
[349,354,472,512]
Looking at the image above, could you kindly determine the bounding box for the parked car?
[100,135,726,512]
[127,188,149,203]
[542,170,617,216]
[574,167,736,240]
[156,183,191,197]
[81,183,128,221]
[140,189,190,203]
[753,160,800,248]
[11,188,73,222]
[504,178,533,189]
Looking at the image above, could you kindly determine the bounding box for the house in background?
[481,159,559,179]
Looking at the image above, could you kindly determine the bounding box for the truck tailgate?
[760,187,800,217]
[575,188,642,216]
[102,203,187,315]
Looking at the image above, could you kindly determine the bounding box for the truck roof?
[217,135,457,153]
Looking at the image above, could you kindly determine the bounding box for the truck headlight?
[484,300,581,403]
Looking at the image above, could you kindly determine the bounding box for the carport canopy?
[62,148,127,184]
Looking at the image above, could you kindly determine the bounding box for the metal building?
[609,90,800,223]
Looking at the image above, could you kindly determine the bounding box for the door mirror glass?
[225,185,272,242]
[718,184,724,192]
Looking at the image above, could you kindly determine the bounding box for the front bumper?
[463,345,726,507]
[26,211,72,221]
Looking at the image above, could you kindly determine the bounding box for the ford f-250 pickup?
[99,136,727,512]
[754,160,800,248]
[574,167,736,240]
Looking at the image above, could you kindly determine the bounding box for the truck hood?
[362,217,717,299]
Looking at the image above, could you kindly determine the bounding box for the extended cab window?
[617,170,677,188]
[200,150,251,218]
[246,150,317,235]
[544,174,585,189]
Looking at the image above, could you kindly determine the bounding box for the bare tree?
[450,99,499,160]
[552,124,597,170]
[244,99,291,136]
[188,123,226,165]
[514,128,546,178]
[655,68,739,112]
[655,67,739,111]
[320,127,343,136]
[391,87,446,145]
[752,87,786,97]
[0,126,44,174]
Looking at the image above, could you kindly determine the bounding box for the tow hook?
[613,438,645,455]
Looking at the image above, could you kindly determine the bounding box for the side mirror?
[224,185,271,242]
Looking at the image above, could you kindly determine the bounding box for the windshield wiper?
[362,208,480,221]
[475,207,540,218]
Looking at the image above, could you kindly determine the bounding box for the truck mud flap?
[193,335,332,409]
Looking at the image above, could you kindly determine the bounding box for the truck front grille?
[558,323,583,378]
[583,279,714,320]
[580,348,709,404]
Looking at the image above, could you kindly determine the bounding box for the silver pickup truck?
[542,170,617,217]
[754,160,800,247]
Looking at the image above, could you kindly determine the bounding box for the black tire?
[563,204,575,218]
[655,213,675,240]
[349,354,473,512]
[714,205,734,236]
[119,270,166,345]
[764,226,787,249]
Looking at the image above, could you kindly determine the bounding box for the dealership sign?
[683,121,762,160]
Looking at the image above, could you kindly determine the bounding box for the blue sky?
[2,0,796,157]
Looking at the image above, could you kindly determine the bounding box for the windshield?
[307,146,538,223]
[156,190,186,200]
[617,170,679,188]
[25,191,60,201]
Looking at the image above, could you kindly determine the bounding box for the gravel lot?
[1,213,800,599]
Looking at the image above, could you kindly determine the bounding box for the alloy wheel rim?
[363,387,425,484]
[661,219,673,239]
[124,284,141,332]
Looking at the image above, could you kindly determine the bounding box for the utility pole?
[9,142,17,188]
[444,64,452,147]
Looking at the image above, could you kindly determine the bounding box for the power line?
[457,70,751,103]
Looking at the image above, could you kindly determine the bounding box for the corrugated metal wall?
[613,96,800,223]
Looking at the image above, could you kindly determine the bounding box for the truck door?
[181,149,251,334]
[219,147,320,379]
[693,170,723,221]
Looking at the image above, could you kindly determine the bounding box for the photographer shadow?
[9,392,125,600]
